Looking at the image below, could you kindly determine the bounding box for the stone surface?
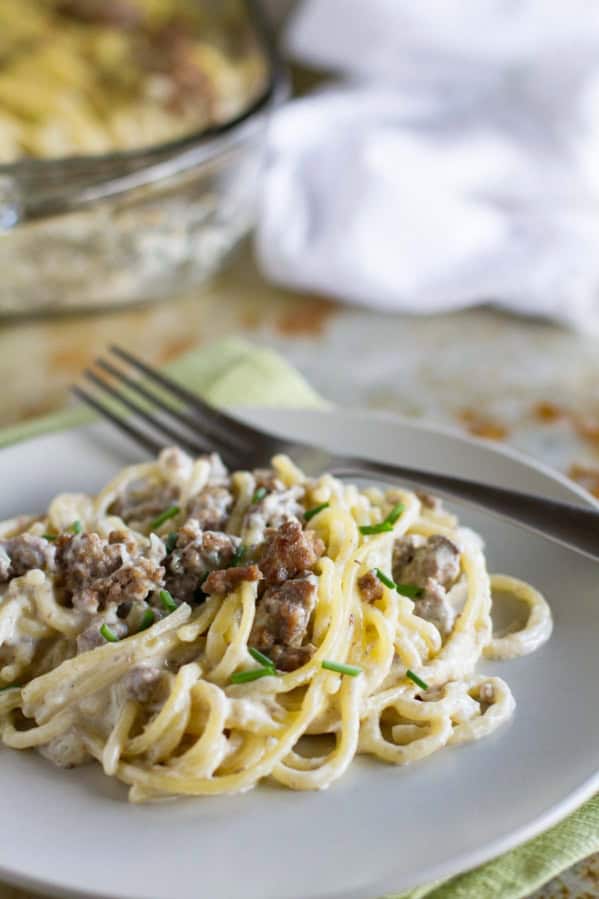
[2,243,599,496]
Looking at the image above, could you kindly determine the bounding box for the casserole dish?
[0,0,286,314]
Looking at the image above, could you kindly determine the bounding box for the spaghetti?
[0,448,552,801]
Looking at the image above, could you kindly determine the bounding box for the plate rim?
[0,406,597,899]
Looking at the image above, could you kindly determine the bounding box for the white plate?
[1,408,598,899]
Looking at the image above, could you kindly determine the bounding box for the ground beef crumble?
[238,520,325,671]
[186,484,233,531]
[357,570,384,603]
[259,519,325,585]
[249,576,318,671]
[165,519,239,603]
[413,579,457,636]
[55,529,164,614]
[122,665,164,702]
[269,643,315,672]
[203,564,262,596]
[393,535,460,588]
[242,483,306,544]
[417,492,444,512]
[0,534,56,582]
[393,534,461,636]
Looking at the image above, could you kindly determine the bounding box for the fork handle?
[330,458,599,561]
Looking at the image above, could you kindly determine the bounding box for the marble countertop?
[0,243,597,899]
[2,243,599,496]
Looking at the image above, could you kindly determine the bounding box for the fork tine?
[71,386,165,456]
[95,357,221,441]
[83,369,217,459]
[110,345,259,450]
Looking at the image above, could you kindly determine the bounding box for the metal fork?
[72,346,599,561]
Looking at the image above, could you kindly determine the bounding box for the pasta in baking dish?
[0,0,265,162]
[0,447,552,801]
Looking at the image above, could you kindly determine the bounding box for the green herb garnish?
[139,608,155,631]
[386,503,405,525]
[322,660,362,677]
[159,589,177,613]
[69,520,82,534]
[249,647,276,670]
[149,505,180,531]
[406,669,429,691]
[230,668,276,685]
[394,583,424,598]
[230,544,246,567]
[359,503,405,535]
[0,683,19,692]
[100,623,119,643]
[375,568,396,590]
[375,568,423,598]
[252,486,268,504]
[165,531,178,554]
[304,502,330,522]
[359,522,392,535]
[43,533,56,542]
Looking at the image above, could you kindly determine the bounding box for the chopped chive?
[139,608,155,631]
[100,623,119,643]
[406,669,429,691]
[159,589,177,612]
[386,503,405,525]
[252,486,268,504]
[0,683,19,692]
[230,667,275,684]
[249,647,275,670]
[359,503,405,535]
[375,569,423,598]
[43,533,56,542]
[230,544,246,567]
[395,583,424,598]
[69,520,82,534]
[322,660,362,677]
[359,522,393,535]
[149,505,180,531]
[165,531,178,554]
[375,568,396,590]
[304,502,330,522]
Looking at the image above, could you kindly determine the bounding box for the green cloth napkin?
[1,336,596,899]
[0,337,325,450]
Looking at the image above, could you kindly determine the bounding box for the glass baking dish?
[0,0,286,316]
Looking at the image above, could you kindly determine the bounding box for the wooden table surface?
[0,244,597,899]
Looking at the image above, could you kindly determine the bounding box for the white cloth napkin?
[255,0,599,331]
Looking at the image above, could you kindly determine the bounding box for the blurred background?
[1,0,599,507]
[0,3,598,895]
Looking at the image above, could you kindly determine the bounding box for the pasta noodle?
[0,448,552,801]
